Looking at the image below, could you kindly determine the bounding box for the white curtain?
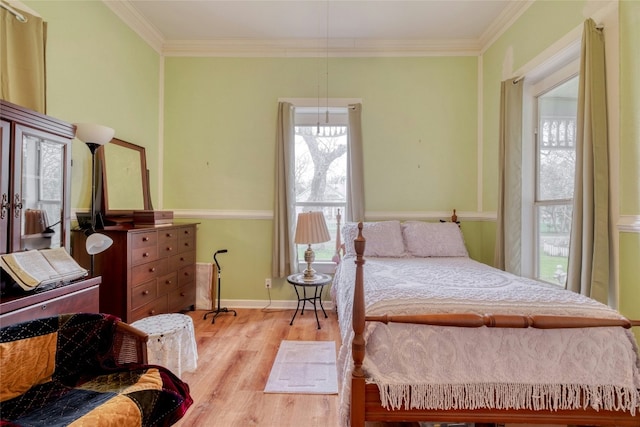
[272,102,298,278]
[566,19,614,307]
[494,78,524,273]
[347,103,365,222]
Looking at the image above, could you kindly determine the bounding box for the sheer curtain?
[0,5,46,113]
[272,102,298,278]
[494,78,524,273]
[567,19,614,306]
[347,103,365,222]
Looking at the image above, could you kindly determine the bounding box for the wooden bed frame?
[348,221,640,427]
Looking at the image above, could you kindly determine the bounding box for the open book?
[0,248,88,291]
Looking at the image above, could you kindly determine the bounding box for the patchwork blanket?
[0,313,193,427]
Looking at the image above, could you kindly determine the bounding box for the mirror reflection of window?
[21,135,64,250]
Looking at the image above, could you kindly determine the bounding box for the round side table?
[287,273,332,329]
[131,313,198,378]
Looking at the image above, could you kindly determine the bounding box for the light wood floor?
[174,308,419,427]
[174,308,341,426]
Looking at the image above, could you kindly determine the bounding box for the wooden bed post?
[351,223,366,427]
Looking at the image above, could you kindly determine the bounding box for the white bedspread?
[333,256,640,426]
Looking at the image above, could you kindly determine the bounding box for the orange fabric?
[0,331,57,401]
[68,394,141,427]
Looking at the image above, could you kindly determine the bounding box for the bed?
[332,219,640,427]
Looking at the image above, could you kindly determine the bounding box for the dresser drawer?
[132,245,158,266]
[177,226,196,253]
[168,251,195,271]
[131,259,167,285]
[158,229,178,247]
[0,285,99,326]
[131,230,157,249]
[157,272,179,295]
[168,284,196,313]
[130,297,168,323]
[131,279,157,310]
[178,264,196,287]
[158,236,178,258]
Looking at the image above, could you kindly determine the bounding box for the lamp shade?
[294,211,331,244]
[86,232,113,255]
[74,123,115,145]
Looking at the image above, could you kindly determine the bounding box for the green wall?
[619,0,640,342]
[163,55,479,300]
[25,1,161,213]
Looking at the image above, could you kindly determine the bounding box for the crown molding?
[101,0,531,57]
[479,0,534,53]
[162,38,481,57]
[102,0,164,53]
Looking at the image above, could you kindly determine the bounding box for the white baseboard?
[197,299,335,311]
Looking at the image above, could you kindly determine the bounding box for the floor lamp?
[74,123,115,276]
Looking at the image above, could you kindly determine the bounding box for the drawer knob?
[180,292,185,297]
[142,237,149,242]
[184,271,190,277]
[149,267,156,272]
[143,290,149,295]
[184,243,190,248]
[166,246,172,251]
[166,280,173,285]
[150,310,156,315]
[180,257,185,261]
[41,304,47,310]
[166,233,173,237]
[143,252,149,257]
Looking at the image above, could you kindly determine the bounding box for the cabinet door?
[0,120,9,254]
[10,125,71,252]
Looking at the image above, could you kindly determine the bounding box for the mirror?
[99,138,151,217]
[20,134,68,250]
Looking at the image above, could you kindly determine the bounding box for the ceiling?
[106,0,533,56]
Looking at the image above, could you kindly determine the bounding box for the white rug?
[264,340,338,395]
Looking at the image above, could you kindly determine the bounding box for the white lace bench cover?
[132,313,198,378]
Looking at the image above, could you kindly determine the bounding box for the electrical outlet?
[265,278,272,289]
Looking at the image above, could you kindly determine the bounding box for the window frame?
[522,59,579,281]
[280,97,361,272]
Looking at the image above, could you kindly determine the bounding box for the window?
[533,76,578,285]
[293,107,348,263]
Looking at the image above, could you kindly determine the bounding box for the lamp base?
[301,266,319,282]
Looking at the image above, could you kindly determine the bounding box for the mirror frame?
[98,138,151,217]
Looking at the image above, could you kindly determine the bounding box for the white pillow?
[343,221,406,258]
[402,221,469,257]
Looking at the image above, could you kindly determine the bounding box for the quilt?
[0,313,192,427]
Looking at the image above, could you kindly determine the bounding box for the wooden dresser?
[0,277,101,326]
[72,223,197,323]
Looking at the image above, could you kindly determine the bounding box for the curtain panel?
[272,102,298,278]
[494,78,524,274]
[0,6,46,113]
[567,18,614,307]
[347,103,364,222]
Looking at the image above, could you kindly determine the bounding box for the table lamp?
[294,211,331,281]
